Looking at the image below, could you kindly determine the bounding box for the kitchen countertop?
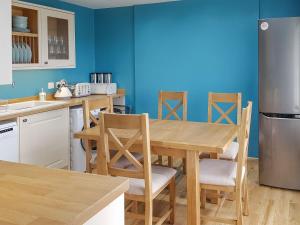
[0,161,129,225]
[0,94,124,121]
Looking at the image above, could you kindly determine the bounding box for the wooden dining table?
[74,119,238,225]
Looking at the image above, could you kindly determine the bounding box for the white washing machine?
[70,106,85,172]
[70,106,98,172]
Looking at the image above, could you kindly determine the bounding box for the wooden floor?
[126,159,300,225]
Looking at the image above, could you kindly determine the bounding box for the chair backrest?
[83,97,114,129]
[236,101,252,187]
[208,92,242,125]
[99,113,152,197]
[82,97,114,172]
[158,91,188,121]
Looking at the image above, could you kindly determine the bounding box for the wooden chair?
[83,97,114,173]
[98,113,176,225]
[208,92,242,160]
[157,91,187,169]
[200,101,252,225]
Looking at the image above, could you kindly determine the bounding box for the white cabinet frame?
[12,0,76,70]
[12,1,42,70]
[0,0,12,85]
[41,9,76,68]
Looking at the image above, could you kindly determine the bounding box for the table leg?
[84,140,92,173]
[96,139,108,175]
[186,151,201,225]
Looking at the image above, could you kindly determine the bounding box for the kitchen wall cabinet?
[0,0,12,85]
[41,8,75,68]
[12,0,76,70]
[12,2,41,69]
[19,108,70,169]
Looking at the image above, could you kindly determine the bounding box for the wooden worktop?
[0,94,124,121]
[0,161,129,225]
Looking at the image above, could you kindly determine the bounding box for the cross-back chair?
[157,91,188,169]
[83,97,143,174]
[208,92,242,160]
[208,92,242,125]
[83,97,114,173]
[99,113,176,225]
[158,91,188,121]
[200,101,252,225]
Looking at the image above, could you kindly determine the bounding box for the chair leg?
[243,177,249,216]
[201,189,206,209]
[133,201,138,214]
[168,156,174,167]
[145,199,153,225]
[183,158,187,175]
[236,190,243,225]
[85,141,92,173]
[158,155,163,165]
[169,177,176,224]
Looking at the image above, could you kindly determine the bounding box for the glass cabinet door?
[42,9,75,67]
[47,16,69,60]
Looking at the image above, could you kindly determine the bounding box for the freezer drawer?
[259,113,300,190]
[259,17,300,114]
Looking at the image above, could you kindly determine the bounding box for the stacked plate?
[12,16,30,33]
[12,42,32,64]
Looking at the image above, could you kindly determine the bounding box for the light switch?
[48,82,55,89]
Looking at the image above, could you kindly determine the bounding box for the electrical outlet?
[48,82,55,89]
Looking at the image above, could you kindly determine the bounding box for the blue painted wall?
[260,0,300,18]
[93,0,300,157]
[134,0,259,157]
[94,7,135,108]
[0,0,95,99]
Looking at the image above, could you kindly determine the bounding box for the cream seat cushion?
[127,166,176,196]
[220,141,239,160]
[199,159,238,186]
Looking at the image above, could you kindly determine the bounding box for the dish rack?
[12,5,39,64]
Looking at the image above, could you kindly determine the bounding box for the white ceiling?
[60,0,178,9]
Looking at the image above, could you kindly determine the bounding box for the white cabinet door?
[0,0,12,84]
[41,9,76,68]
[19,108,70,169]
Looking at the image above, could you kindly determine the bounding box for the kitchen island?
[0,161,129,225]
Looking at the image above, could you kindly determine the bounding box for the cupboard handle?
[44,61,48,65]
[23,119,28,123]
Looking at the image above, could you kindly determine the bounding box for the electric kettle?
[54,80,72,100]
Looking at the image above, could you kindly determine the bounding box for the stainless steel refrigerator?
[259,17,300,190]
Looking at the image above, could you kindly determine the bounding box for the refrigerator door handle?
[261,113,272,119]
[261,113,300,120]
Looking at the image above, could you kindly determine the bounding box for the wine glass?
[54,36,61,58]
[60,36,67,58]
[48,36,55,57]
